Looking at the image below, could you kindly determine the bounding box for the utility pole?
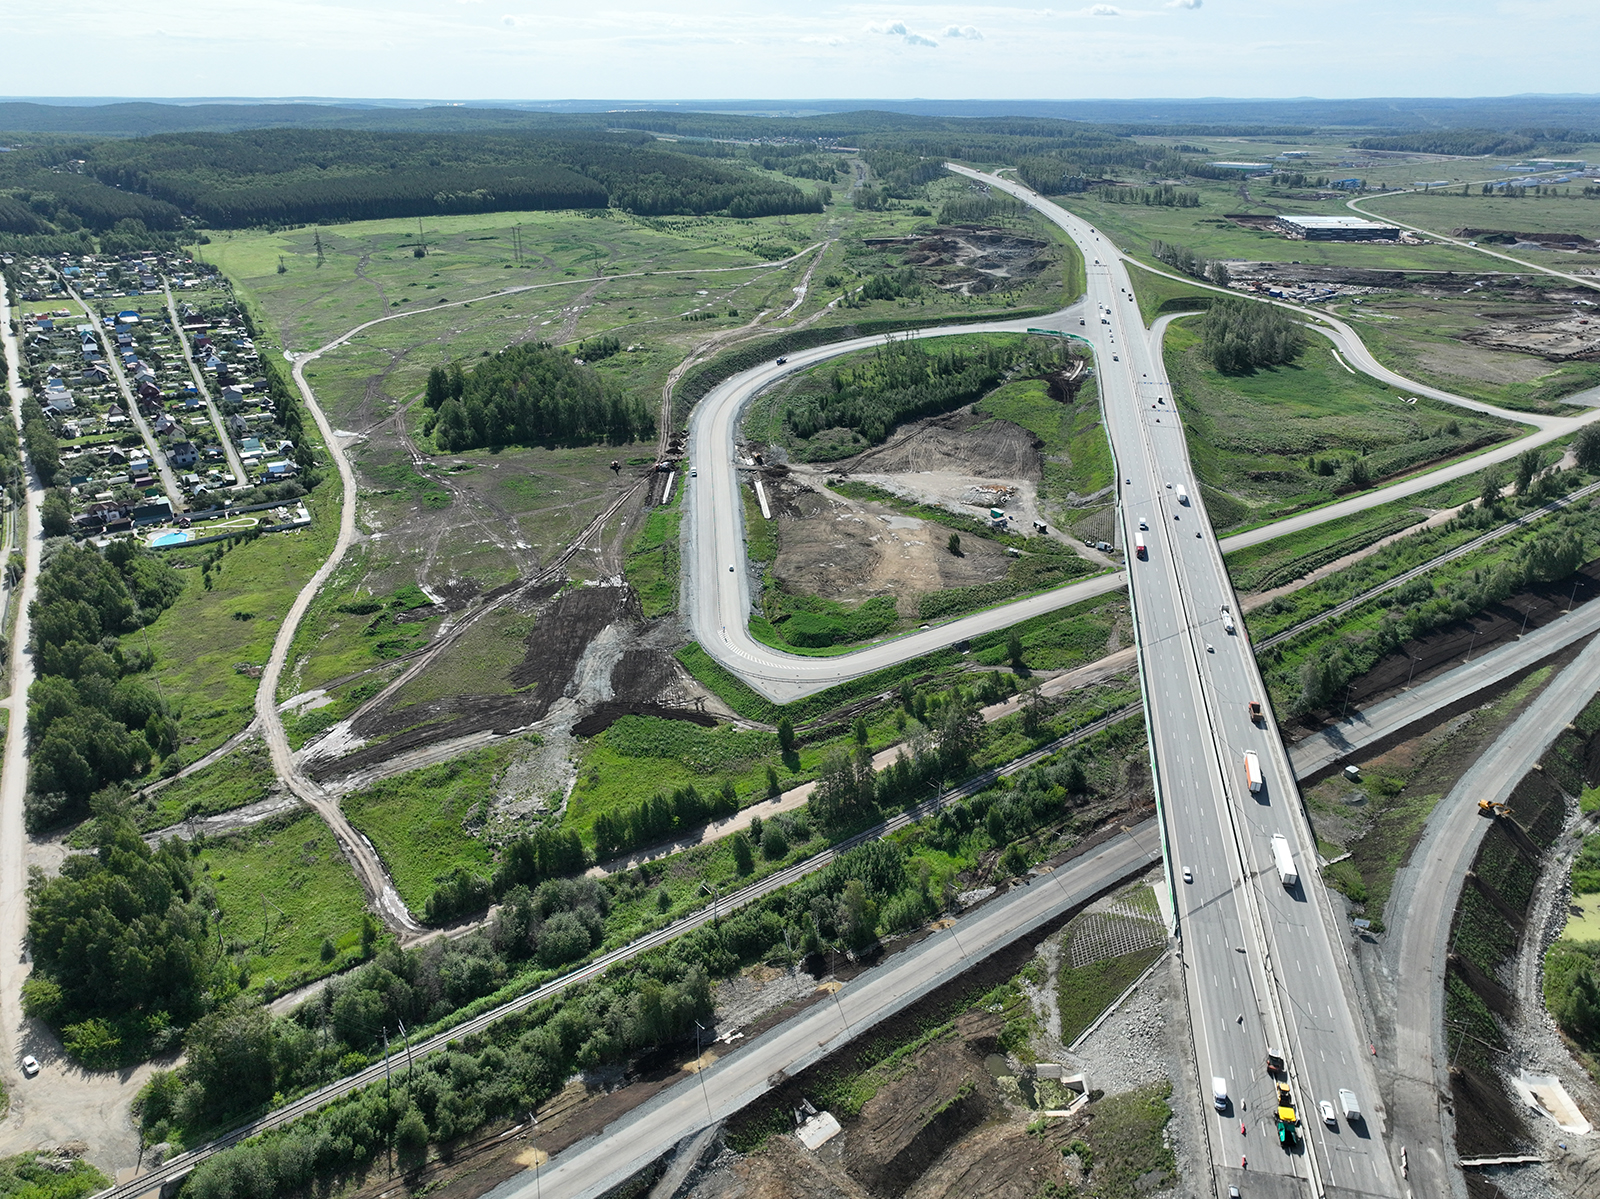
[693,1020,715,1121]
[398,1018,415,1079]
[382,1027,392,1094]
[417,217,427,257]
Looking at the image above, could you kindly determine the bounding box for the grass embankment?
[623,485,683,618]
[1167,318,1521,536]
[0,1151,110,1198]
[339,741,525,912]
[1306,666,1555,927]
[1056,885,1165,1044]
[1126,261,1214,326]
[680,579,1131,726]
[198,810,373,999]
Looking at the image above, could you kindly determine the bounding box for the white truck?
[1244,750,1262,793]
[1212,1077,1229,1111]
[1220,605,1235,634]
[1339,1088,1362,1123]
[1176,484,1189,505]
[1271,834,1298,887]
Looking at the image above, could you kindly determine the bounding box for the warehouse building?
[1274,214,1400,241]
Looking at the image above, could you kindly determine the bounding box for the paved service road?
[1288,596,1600,780]
[956,166,1401,1198]
[1383,632,1600,1199]
[485,823,1162,1199]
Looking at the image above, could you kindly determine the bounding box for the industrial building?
[1274,214,1400,241]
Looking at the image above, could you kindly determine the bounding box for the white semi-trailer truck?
[1271,834,1298,887]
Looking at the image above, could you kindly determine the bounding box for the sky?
[2,0,1593,102]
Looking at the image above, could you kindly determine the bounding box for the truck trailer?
[1271,834,1298,887]
[1244,750,1262,793]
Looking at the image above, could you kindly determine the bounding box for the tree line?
[422,342,655,452]
[25,541,185,831]
[1150,239,1232,288]
[1091,184,1200,207]
[781,337,1024,454]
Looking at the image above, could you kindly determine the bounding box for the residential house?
[169,441,198,469]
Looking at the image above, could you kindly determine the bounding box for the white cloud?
[867,19,938,46]
[942,24,982,39]
[1090,4,1120,14]
[800,34,849,46]
[1167,0,1202,8]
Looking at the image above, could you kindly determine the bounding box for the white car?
[1182,866,1192,883]
[1320,1099,1337,1127]
[728,563,735,572]
[21,1055,39,1077]
[1138,518,1148,530]
[690,468,697,477]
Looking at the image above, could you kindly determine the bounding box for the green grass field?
[135,741,276,832]
[130,485,341,761]
[1057,179,1496,275]
[1357,190,1600,240]
[199,810,372,999]
[339,742,531,910]
[1168,318,1521,534]
[623,487,684,618]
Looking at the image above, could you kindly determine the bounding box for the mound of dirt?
[571,702,717,738]
[834,410,1042,480]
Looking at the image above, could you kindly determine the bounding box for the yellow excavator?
[1477,799,1512,817]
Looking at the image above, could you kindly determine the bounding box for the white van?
[1212,1077,1229,1111]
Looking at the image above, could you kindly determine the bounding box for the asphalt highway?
[485,822,1163,1199]
[959,167,1401,1198]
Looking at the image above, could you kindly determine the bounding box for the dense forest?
[25,542,185,831]
[0,128,823,235]
[1352,128,1594,157]
[422,343,655,451]
[0,108,1270,242]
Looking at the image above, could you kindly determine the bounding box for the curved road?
[684,182,1600,704]
[1383,631,1600,1199]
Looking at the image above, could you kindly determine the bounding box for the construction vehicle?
[1276,1081,1298,1129]
[1478,799,1513,817]
[1265,1048,1285,1076]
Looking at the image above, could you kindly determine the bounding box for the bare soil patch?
[1467,311,1600,361]
[872,227,1054,297]
[764,471,1014,607]
[835,409,1043,481]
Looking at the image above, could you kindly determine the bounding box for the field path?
[251,328,422,933]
